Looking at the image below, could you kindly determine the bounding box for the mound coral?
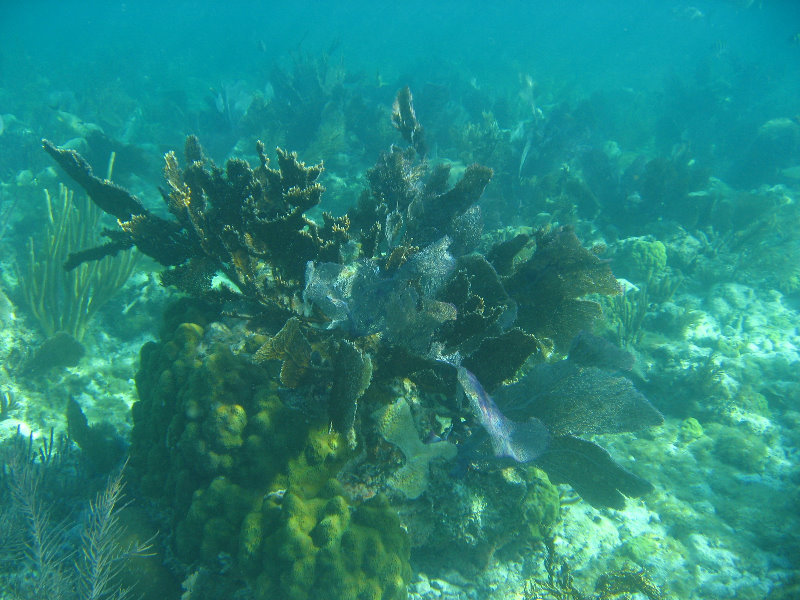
[132,318,409,599]
[254,483,411,600]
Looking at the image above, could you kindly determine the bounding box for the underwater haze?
[1,1,799,600]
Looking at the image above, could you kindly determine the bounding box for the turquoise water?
[1,2,799,599]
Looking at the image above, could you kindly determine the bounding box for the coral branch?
[42,139,147,221]
[392,86,427,157]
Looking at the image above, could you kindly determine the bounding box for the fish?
[673,5,705,20]
[711,39,729,59]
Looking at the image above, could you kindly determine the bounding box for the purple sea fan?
[456,333,663,508]
[457,366,550,463]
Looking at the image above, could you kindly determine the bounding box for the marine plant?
[521,536,662,600]
[604,286,649,349]
[0,389,18,421]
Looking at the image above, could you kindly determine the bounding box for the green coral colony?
[44,88,662,599]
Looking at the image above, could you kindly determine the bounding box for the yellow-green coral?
[630,239,667,277]
[209,403,248,449]
[175,476,256,562]
[520,467,560,540]
[132,319,409,600]
[712,424,768,473]
[678,417,704,442]
[254,482,411,600]
[618,237,667,284]
[374,397,457,498]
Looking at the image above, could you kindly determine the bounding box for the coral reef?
[130,320,297,503]
[42,88,668,600]
[43,136,347,320]
[3,11,800,598]
[46,89,659,512]
[253,484,411,600]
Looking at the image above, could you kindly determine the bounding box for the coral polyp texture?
[132,318,411,600]
[44,88,664,599]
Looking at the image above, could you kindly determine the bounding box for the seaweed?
[522,537,662,599]
[0,434,157,600]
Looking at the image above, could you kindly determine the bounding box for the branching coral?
[17,182,138,341]
[43,136,348,320]
[352,112,492,257]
